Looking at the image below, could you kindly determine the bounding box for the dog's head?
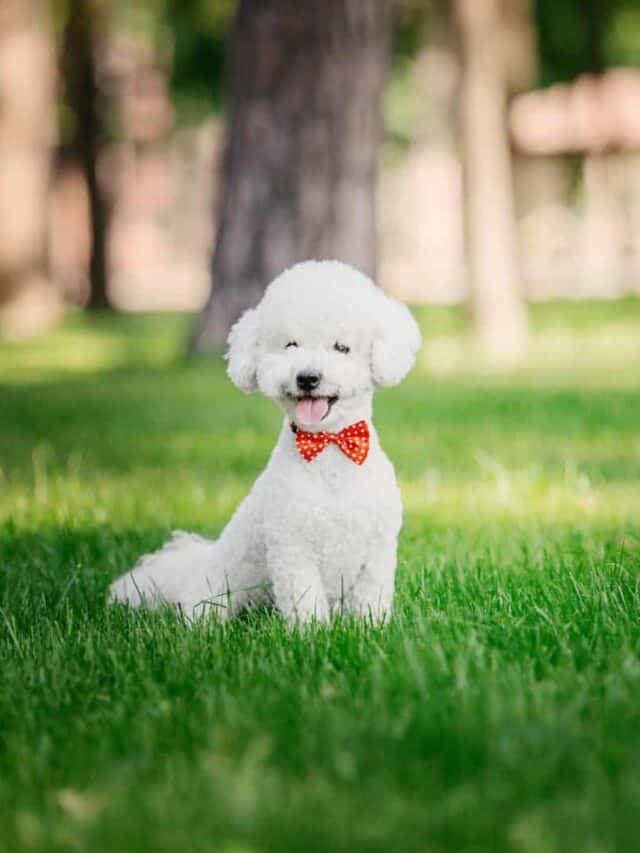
[226,260,421,431]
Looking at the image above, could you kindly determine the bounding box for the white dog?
[109,260,421,623]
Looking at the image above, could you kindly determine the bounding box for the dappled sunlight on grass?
[417,297,640,389]
[401,466,638,527]
[1,464,250,536]
[0,311,191,382]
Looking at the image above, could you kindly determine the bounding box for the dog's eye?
[334,342,350,354]
[285,341,299,349]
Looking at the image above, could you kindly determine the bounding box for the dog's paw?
[108,573,146,608]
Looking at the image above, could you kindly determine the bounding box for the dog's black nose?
[296,371,321,393]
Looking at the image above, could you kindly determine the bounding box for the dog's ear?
[371,293,422,387]
[226,307,260,392]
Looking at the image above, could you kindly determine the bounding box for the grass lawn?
[1,301,639,852]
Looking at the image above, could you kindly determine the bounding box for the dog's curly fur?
[109,260,421,623]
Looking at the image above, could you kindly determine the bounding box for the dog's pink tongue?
[296,396,329,425]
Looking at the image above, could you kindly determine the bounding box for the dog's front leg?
[347,538,397,624]
[267,539,329,625]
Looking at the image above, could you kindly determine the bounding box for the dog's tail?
[108,531,229,619]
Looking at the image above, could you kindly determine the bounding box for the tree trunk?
[455,0,528,361]
[502,0,537,95]
[191,0,391,352]
[60,0,110,310]
[0,0,59,337]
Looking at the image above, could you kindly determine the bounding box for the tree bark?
[191,0,391,352]
[60,0,110,310]
[455,0,528,361]
[0,0,59,337]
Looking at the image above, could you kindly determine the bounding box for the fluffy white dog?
[109,260,421,623]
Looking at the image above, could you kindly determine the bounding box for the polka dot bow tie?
[292,420,370,465]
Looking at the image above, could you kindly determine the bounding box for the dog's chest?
[287,446,400,546]
[262,437,402,562]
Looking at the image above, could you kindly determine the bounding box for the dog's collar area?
[290,419,370,434]
[290,420,370,465]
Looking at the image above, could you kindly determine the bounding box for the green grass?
[1,301,640,852]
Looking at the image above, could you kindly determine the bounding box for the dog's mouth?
[291,395,338,425]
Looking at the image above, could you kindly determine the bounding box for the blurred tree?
[190,0,391,352]
[166,0,236,122]
[0,0,59,336]
[60,0,110,309]
[455,0,529,361]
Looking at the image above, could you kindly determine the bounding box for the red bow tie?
[293,420,370,465]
